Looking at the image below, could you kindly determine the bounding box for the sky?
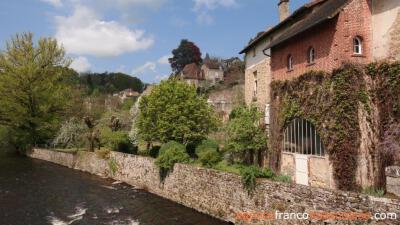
[0,0,308,83]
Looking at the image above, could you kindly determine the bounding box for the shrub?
[197,148,221,168]
[195,139,219,155]
[272,175,292,183]
[239,166,276,193]
[52,118,86,149]
[101,128,134,153]
[155,141,190,171]
[149,145,161,158]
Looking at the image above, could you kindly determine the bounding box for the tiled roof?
[181,63,205,80]
[240,0,349,54]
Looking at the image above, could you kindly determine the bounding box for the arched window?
[308,47,315,64]
[283,118,325,156]
[353,36,362,55]
[287,54,293,71]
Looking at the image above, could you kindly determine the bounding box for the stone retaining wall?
[29,149,400,225]
[386,166,400,197]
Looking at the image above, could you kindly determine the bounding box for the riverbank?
[29,148,400,225]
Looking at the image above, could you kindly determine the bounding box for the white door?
[295,154,309,186]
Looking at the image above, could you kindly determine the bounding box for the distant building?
[201,59,224,85]
[180,63,205,87]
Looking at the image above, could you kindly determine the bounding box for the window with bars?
[283,118,325,156]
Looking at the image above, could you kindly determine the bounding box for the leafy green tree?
[225,105,267,166]
[136,78,217,146]
[169,39,202,73]
[0,33,75,150]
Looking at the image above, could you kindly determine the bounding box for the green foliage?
[239,166,275,194]
[225,105,267,165]
[363,187,385,198]
[213,160,243,174]
[272,175,292,183]
[101,128,133,153]
[195,139,221,167]
[80,72,144,95]
[0,33,75,150]
[122,98,137,111]
[197,148,221,168]
[155,141,190,171]
[195,139,219,154]
[108,157,119,176]
[169,39,202,73]
[136,78,218,146]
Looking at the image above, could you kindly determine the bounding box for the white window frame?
[288,55,293,71]
[353,37,362,55]
[308,47,315,64]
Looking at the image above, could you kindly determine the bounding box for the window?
[253,48,256,57]
[283,118,325,156]
[287,54,293,71]
[253,71,258,97]
[353,36,362,55]
[308,47,315,64]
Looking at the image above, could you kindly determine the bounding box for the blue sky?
[0,0,308,83]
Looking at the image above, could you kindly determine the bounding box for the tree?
[136,78,217,146]
[169,39,202,73]
[0,33,75,150]
[225,105,267,166]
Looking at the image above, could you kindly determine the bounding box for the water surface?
[0,152,231,225]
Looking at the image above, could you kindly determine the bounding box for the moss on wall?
[270,62,400,191]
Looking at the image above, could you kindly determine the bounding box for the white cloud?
[197,12,214,25]
[193,0,237,11]
[155,74,169,82]
[55,5,154,57]
[132,62,157,75]
[70,56,91,73]
[193,0,237,25]
[157,55,172,65]
[41,0,63,7]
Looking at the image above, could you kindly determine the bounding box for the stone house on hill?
[201,60,224,85]
[180,63,205,87]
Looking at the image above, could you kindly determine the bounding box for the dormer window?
[287,54,293,71]
[307,47,315,64]
[353,36,362,55]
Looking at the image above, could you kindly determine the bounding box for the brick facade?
[272,0,373,81]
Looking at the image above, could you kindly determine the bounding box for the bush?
[363,187,385,197]
[155,141,190,171]
[239,166,276,193]
[101,128,135,153]
[195,139,221,167]
[197,148,221,168]
[52,118,87,149]
[195,139,219,155]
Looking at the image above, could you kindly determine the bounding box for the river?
[0,152,231,225]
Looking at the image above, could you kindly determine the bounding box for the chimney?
[278,0,290,22]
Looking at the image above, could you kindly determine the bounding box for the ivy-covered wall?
[269,62,400,191]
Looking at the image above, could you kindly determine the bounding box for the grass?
[363,187,385,198]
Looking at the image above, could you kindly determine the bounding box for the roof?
[239,0,349,54]
[181,63,205,80]
[203,60,221,70]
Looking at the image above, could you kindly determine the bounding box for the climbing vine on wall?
[270,64,370,191]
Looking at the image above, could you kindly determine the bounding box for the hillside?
[80,72,145,95]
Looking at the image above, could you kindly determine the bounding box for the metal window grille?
[283,118,325,156]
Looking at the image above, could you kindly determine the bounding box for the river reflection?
[0,152,231,225]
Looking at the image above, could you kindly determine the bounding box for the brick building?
[241,0,399,189]
[261,0,400,189]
